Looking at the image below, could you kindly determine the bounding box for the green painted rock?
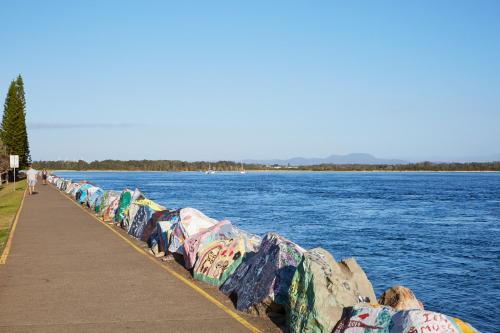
[287,248,377,333]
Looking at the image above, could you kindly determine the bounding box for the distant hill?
[244,153,408,166]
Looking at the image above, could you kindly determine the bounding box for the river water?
[56,171,500,332]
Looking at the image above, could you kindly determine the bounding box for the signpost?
[10,155,19,191]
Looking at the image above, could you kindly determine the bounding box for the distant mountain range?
[244,153,408,166]
[244,152,500,166]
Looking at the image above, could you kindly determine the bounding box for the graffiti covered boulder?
[390,310,479,333]
[287,248,377,333]
[120,189,146,230]
[183,220,240,269]
[66,182,80,195]
[128,199,164,223]
[88,187,104,210]
[91,189,105,213]
[127,199,165,239]
[85,186,101,207]
[141,209,180,250]
[99,190,121,221]
[62,179,71,191]
[168,208,218,254]
[75,183,93,203]
[220,232,305,313]
[55,178,71,191]
[332,305,395,333]
[114,189,133,224]
[156,220,177,255]
[193,237,247,286]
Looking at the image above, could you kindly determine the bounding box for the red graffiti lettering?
[420,325,432,333]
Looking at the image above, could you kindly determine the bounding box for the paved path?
[0,184,257,332]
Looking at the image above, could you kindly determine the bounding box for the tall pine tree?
[0,81,18,153]
[0,75,31,168]
[15,75,30,167]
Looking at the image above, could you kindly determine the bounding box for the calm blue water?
[56,171,500,332]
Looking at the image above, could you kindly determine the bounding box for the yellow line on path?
[55,186,262,333]
[0,189,27,265]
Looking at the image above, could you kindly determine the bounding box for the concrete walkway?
[0,184,258,332]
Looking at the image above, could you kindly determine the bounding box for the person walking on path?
[41,169,48,185]
[26,165,38,195]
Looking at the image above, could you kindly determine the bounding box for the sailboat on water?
[205,162,215,174]
[240,161,246,174]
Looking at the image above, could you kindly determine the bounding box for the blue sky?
[1,1,499,162]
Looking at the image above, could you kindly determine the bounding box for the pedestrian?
[26,165,38,195]
[42,169,48,185]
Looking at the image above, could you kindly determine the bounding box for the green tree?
[15,75,30,167]
[0,75,30,168]
[1,81,18,154]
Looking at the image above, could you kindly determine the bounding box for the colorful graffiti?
[221,232,305,311]
[193,238,246,286]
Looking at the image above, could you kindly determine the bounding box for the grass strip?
[0,181,27,255]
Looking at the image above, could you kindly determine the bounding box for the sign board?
[10,155,19,168]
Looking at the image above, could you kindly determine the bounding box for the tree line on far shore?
[33,160,266,171]
[33,159,500,172]
[295,161,500,172]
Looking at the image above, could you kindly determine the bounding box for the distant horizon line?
[32,157,500,165]
[31,152,500,165]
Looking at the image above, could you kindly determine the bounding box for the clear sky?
[1,1,499,162]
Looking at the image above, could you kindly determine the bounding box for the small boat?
[240,162,246,174]
[205,163,216,174]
